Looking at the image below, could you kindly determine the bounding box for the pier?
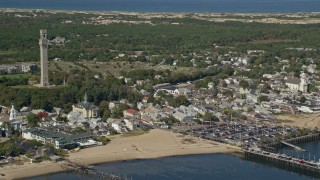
[244,149,320,178]
[261,133,320,151]
[281,141,306,151]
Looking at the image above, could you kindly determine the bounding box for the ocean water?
[29,141,320,180]
[0,0,319,13]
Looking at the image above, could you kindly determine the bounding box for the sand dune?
[277,113,320,129]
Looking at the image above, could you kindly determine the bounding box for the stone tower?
[39,29,49,86]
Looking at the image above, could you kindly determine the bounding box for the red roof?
[126,109,137,114]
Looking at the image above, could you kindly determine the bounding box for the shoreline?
[1,129,242,180]
[1,7,320,15]
[1,8,319,25]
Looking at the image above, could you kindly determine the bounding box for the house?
[67,111,85,122]
[208,82,215,89]
[123,109,138,117]
[111,120,127,133]
[174,88,191,96]
[154,87,176,97]
[142,96,149,103]
[173,111,193,121]
[297,106,314,113]
[109,102,119,110]
[71,93,99,119]
[124,119,140,131]
[50,36,66,44]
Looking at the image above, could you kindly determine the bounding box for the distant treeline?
[0,12,319,63]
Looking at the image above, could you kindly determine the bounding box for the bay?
[29,141,320,180]
[0,0,319,13]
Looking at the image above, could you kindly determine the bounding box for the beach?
[0,129,241,180]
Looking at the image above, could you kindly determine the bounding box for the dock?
[244,149,320,178]
[281,141,306,151]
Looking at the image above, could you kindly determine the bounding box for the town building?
[0,105,22,137]
[72,93,99,119]
[22,128,93,149]
[285,72,308,93]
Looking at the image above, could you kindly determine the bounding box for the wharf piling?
[244,149,320,178]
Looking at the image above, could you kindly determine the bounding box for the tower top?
[40,29,47,34]
[40,29,47,39]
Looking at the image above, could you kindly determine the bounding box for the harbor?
[244,133,320,178]
[245,148,320,178]
[178,122,320,178]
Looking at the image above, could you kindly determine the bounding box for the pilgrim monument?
[39,29,49,86]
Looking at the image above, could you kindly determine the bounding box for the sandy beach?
[0,129,241,180]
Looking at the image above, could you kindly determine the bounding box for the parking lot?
[176,121,297,148]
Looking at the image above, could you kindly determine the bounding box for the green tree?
[168,96,191,107]
[111,104,129,118]
[0,140,22,157]
[27,113,40,127]
[203,113,219,122]
[299,96,307,103]
[258,95,269,103]
[239,79,249,89]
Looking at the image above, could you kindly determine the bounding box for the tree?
[99,100,109,111]
[161,117,179,126]
[258,95,269,103]
[202,113,219,122]
[74,127,86,133]
[102,109,111,121]
[0,121,13,131]
[37,111,48,120]
[239,79,249,89]
[111,103,129,118]
[168,95,191,107]
[309,83,318,92]
[0,140,22,157]
[99,100,110,119]
[299,96,307,103]
[27,113,40,127]
[95,136,111,144]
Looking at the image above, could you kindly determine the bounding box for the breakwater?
[61,160,128,180]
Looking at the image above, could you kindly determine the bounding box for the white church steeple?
[9,105,17,121]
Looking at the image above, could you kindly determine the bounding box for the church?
[71,93,100,119]
[285,72,308,93]
[0,105,22,137]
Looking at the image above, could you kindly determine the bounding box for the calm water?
[29,141,320,180]
[0,0,320,13]
[279,140,320,162]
